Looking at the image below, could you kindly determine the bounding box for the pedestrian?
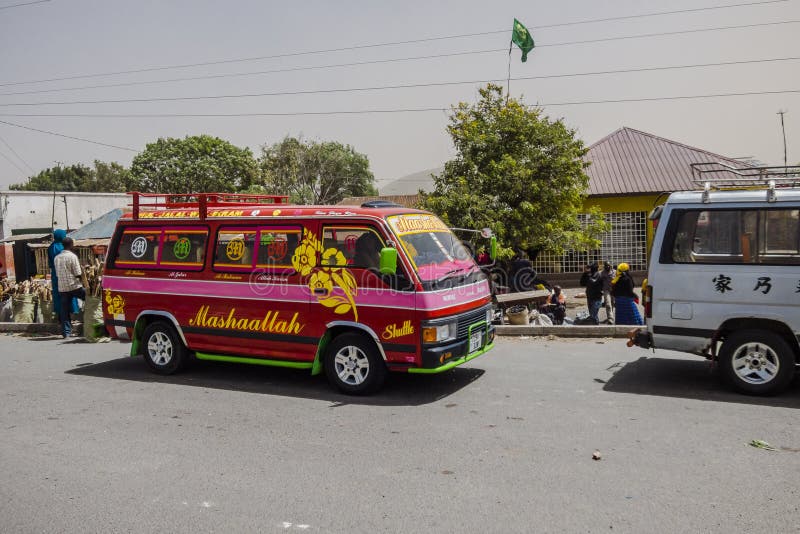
[579,262,603,325]
[508,249,534,292]
[544,285,566,325]
[48,229,80,323]
[611,262,643,326]
[598,261,615,324]
[53,237,86,338]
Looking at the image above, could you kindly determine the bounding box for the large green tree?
[9,160,132,192]
[130,135,258,193]
[422,84,606,255]
[257,136,377,204]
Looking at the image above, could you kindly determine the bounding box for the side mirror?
[379,247,397,275]
[490,236,498,261]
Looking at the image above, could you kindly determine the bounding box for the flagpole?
[506,40,512,105]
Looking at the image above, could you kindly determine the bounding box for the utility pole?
[777,110,788,167]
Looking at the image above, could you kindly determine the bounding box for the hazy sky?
[0,0,797,191]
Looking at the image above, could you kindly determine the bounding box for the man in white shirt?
[54,237,86,338]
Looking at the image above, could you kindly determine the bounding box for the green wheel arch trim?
[130,319,146,357]
[195,352,313,369]
[311,332,332,376]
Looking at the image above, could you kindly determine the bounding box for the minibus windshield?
[387,214,481,287]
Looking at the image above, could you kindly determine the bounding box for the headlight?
[486,308,494,325]
[422,320,457,344]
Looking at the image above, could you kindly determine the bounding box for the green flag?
[512,18,534,62]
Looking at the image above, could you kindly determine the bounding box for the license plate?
[469,330,483,353]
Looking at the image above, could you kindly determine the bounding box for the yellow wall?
[582,194,665,263]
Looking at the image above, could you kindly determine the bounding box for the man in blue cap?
[48,229,79,326]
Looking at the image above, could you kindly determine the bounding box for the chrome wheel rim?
[147,332,173,366]
[731,342,779,385]
[333,346,369,386]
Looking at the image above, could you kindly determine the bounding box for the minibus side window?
[159,227,208,270]
[214,228,257,270]
[255,227,301,270]
[322,227,384,269]
[115,228,162,267]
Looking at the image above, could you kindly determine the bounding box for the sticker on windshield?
[130,237,148,258]
[387,214,449,235]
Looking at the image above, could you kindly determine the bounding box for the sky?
[0,0,798,191]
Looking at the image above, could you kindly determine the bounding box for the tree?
[421,84,606,256]
[130,135,258,194]
[258,136,377,204]
[9,161,132,192]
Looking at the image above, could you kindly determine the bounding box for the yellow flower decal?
[321,247,347,267]
[309,271,333,297]
[293,229,359,322]
[292,241,319,276]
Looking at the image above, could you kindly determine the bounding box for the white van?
[630,174,800,395]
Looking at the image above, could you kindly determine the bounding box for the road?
[1,334,798,533]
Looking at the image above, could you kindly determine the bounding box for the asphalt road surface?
[1,334,799,533]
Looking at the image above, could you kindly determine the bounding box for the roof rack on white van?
[128,191,289,221]
[689,162,800,203]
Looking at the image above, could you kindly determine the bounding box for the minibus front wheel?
[142,321,188,375]
[324,332,387,395]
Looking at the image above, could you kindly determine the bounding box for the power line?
[0,0,49,11]
[2,21,797,104]
[0,49,506,97]
[0,0,791,88]
[0,146,26,177]
[1,55,796,107]
[0,132,34,172]
[0,119,137,151]
[1,89,797,118]
[537,19,799,48]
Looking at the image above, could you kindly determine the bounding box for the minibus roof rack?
[129,191,289,220]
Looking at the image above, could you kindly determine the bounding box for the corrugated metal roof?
[585,127,752,196]
[0,233,50,243]
[68,208,124,239]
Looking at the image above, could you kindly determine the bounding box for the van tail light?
[644,284,652,318]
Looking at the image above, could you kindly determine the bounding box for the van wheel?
[719,330,795,396]
[324,333,387,395]
[142,321,187,375]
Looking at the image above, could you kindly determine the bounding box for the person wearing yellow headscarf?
[611,262,643,325]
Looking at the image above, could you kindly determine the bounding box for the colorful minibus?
[102,193,495,394]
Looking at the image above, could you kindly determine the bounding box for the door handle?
[313,288,327,295]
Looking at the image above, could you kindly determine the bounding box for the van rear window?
[668,209,800,265]
[114,226,208,270]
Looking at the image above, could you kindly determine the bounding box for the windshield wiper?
[432,267,467,287]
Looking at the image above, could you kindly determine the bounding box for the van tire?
[141,321,187,375]
[324,332,387,395]
[719,330,795,396]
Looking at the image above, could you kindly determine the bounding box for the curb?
[496,325,635,338]
[0,322,62,334]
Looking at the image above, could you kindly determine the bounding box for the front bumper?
[410,325,495,374]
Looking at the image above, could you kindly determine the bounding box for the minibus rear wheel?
[719,330,795,396]
[324,332,387,395]
[141,321,188,375]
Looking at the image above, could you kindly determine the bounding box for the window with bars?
[532,211,648,273]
